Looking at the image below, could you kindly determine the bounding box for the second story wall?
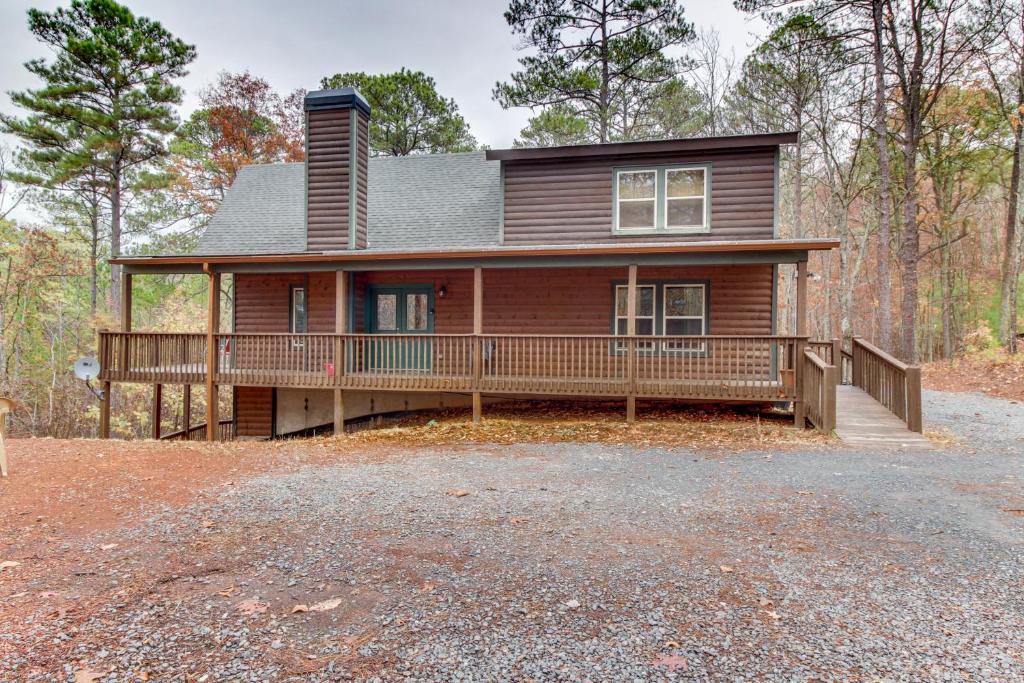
[497,142,781,246]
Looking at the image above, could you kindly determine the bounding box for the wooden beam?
[182,384,191,437]
[796,260,808,336]
[473,266,482,426]
[334,270,347,435]
[473,267,483,335]
[99,381,110,439]
[121,272,132,332]
[906,366,923,433]
[151,383,162,440]
[205,268,220,442]
[626,264,637,423]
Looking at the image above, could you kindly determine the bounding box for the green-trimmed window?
[613,282,709,353]
[614,164,711,234]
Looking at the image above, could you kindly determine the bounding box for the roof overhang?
[485,132,799,162]
[113,239,837,275]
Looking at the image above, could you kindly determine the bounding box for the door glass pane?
[667,197,704,227]
[406,293,428,331]
[665,286,703,317]
[618,170,656,199]
[376,294,397,331]
[667,168,704,197]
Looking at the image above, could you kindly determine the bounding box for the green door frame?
[366,285,434,371]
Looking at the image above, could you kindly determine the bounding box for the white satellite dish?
[74,356,101,381]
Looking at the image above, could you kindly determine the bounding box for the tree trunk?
[900,132,921,363]
[999,118,1024,353]
[110,161,122,319]
[90,207,99,317]
[940,241,954,359]
[598,0,610,143]
[872,0,894,352]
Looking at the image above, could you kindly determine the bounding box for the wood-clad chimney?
[304,88,370,251]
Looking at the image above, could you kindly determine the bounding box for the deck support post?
[906,366,923,433]
[334,270,347,435]
[182,384,191,438]
[121,272,132,332]
[151,383,162,440]
[205,266,220,442]
[99,381,111,439]
[625,264,637,423]
[793,260,808,427]
[472,266,482,426]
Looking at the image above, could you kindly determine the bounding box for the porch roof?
[113,238,838,274]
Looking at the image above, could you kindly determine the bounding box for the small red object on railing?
[325,362,335,377]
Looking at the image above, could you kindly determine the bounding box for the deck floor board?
[835,385,932,450]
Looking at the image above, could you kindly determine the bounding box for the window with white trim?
[665,168,708,230]
[613,282,708,353]
[614,284,656,350]
[614,164,710,234]
[663,284,706,352]
[616,170,657,230]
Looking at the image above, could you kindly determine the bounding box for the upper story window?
[614,164,710,235]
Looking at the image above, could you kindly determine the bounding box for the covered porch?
[101,240,839,440]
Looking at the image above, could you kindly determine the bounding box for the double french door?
[366,286,433,371]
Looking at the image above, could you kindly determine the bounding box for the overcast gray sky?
[1,1,765,222]
[1,0,766,148]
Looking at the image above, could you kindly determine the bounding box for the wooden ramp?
[835,385,933,450]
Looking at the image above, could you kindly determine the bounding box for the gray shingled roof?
[194,151,500,256]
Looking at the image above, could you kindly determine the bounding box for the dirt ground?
[0,400,1020,681]
[922,349,1024,401]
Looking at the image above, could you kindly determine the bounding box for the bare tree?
[687,28,739,136]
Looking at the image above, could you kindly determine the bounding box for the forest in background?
[0,0,1021,438]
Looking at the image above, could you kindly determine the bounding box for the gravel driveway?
[4,390,1023,682]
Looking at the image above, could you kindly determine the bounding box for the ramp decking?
[835,385,933,450]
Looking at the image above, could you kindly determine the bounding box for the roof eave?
[485,132,800,162]
[111,238,837,267]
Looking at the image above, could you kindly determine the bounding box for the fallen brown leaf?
[309,598,343,612]
[445,488,471,498]
[719,565,734,573]
[651,654,689,672]
[291,604,309,614]
[234,597,268,615]
[0,560,20,572]
[73,670,105,683]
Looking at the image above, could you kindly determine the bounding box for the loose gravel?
[3,390,1023,681]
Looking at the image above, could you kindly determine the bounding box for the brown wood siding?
[501,148,777,245]
[306,109,351,251]
[355,114,369,248]
[350,266,771,335]
[235,386,272,437]
[358,270,474,333]
[235,273,337,333]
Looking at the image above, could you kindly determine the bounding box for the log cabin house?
[100,87,849,441]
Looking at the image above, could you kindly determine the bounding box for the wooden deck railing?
[99,332,805,403]
[161,419,235,442]
[802,348,838,432]
[850,337,923,432]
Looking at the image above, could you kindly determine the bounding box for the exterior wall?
[306,108,351,251]
[354,114,369,248]
[235,386,272,437]
[356,266,773,336]
[231,264,775,437]
[501,148,776,245]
